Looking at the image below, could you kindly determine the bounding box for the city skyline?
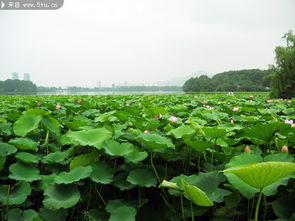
[0,0,294,87]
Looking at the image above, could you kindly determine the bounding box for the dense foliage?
[0,94,294,221]
[183,69,272,92]
[0,80,37,93]
[270,30,295,99]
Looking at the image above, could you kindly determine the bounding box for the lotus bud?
[249,95,254,98]
[232,107,239,112]
[230,120,234,124]
[55,104,61,110]
[281,145,289,153]
[244,145,251,153]
[125,103,130,106]
[155,114,162,119]
[77,99,81,104]
[203,100,208,104]
[144,130,151,133]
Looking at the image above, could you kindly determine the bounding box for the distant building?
[12,72,19,80]
[24,73,30,81]
[97,80,101,88]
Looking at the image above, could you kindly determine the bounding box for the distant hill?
[158,71,211,86]
[183,69,273,92]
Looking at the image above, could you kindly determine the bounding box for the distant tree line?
[37,86,182,92]
[183,69,273,92]
[0,79,37,93]
[270,30,295,98]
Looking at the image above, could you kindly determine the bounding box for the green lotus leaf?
[109,206,136,221]
[184,139,214,152]
[43,184,80,210]
[271,194,295,219]
[69,151,98,170]
[124,149,148,164]
[225,153,263,169]
[8,208,42,221]
[66,115,92,130]
[113,172,136,191]
[127,168,157,187]
[165,172,230,203]
[66,128,112,149]
[43,151,68,164]
[39,174,57,190]
[144,106,168,117]
[41,116,60,135]
[86,209,109,221]
[106,200,137,221]
[15,152,40,163]
[189,171,231,203]
[167,125,195,139]
[224,173,259,199]
[39,207,68,221]
[166,174,198,196]
[0,142,17,157]
[223,161,295,190]
[8,209,41,221]
[9,138,38,152]
[90,162,113,184]
[182,179,213,207]
[0,157,5,171]
[54,166,92,184]
[25,108,50,116]
[9,162,40,182]
[224,153,262,199]
[13,113,42,137]
[102,140,134,156]
[136,133,175,149]
[242,122,291,144]
[202,127,227,138]
[0,181,31,205]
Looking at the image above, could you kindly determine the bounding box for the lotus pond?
[0,94,294,221]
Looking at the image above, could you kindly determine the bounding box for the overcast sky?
[0,0,294,87]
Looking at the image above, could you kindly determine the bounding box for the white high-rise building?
[24,73,30,81]
[12,72,19,80]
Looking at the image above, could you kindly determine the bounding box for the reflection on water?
[36,91,184,95]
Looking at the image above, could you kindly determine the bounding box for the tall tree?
[270,30,295,98]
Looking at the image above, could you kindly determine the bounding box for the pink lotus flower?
[204,105,213,109]
[287,100,292,103]
[168,116,178,123]
[232,107,239,112]
[144,130,151,133]
[36,102,42,106]
[266,100,273,103]
[244,145,251,153]
[155,114,162,119]
[249,95,254,98]
[249,100,253,103]
[285,120,294,125]
[203,100,208,104]
[55,104,61,110]
[281,145,288,153]
[77,99,81,104]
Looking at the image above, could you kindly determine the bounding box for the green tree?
[270,30,295,98]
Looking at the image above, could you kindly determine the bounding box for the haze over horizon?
[0,0,294,87]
